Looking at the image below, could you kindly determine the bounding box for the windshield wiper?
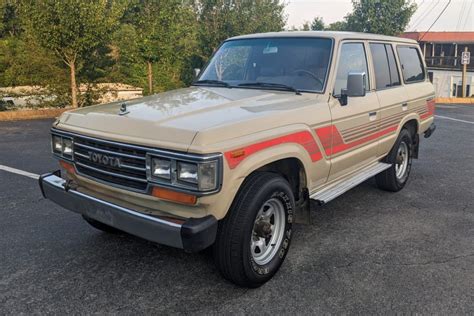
[238,82,301,95]
[193,79,231,88]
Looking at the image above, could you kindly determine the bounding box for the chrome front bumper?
[39,171,217,252]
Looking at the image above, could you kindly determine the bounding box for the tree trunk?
[69,62,78,107]
[147,61,153,94]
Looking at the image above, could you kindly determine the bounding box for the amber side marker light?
[230,149,246,158]
[152,187,197,205]
[59,160,75,175]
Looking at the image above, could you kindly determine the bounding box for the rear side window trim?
[396,45,426,84]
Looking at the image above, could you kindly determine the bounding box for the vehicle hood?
[56,86,319,151]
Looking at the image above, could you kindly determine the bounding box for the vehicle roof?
[228,31,418,44]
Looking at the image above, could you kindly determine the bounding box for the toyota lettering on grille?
[88,151,121,168]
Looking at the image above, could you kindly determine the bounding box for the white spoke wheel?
[395,141,409,180]
[213,172,294,288]
[251,198,286,265]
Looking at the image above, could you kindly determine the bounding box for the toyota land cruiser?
[39,31,436,287]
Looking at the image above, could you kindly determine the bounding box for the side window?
[397,46,425,83]
[370,43,391,89]
[334,43,369,95]
[370,43,401,89]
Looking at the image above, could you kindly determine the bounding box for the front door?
[317,41,380,182]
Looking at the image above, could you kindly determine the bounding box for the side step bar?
[310,162,392,205]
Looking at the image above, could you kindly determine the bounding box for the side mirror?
[339,72,366,106]
[194,68,201,78]
[347,72,366,97]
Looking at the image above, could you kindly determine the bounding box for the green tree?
[120,0,198,94]
[0,0,22,37]
[195,0,286,62]
[325,20,349,31]
[301,21,311,31]
[23,1,125,107]
[345,0,416,35]
[310,16,325,31]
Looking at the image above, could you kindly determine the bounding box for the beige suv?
[39,31,436,287]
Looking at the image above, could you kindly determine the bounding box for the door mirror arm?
[338,90,348,106]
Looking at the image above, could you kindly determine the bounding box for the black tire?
[82,215,122,234]
[376,128,413,192]
[213,172,294,288]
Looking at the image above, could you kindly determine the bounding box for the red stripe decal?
[226,102,433,169]
[315,124,398,156]
[420,99,436,120]
[224,131,322,169]
[331,125,397,154]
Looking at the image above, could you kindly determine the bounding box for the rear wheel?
[213,172,294,288]
[82,215,122,234]
[376,128,413,192]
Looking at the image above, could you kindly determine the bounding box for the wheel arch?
[400,118,420,158]
[244,156,312,224]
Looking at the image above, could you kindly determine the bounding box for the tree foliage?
[195,0,286,62]
[119,0,199,94]
[0,0,287,107]
[21,0,125,106]
[305,0,416,35]
[310,16,325,31]
[345,0,417,35]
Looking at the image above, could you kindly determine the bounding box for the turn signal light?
[59,160,75,175]
[151,187,197,205]
[230,149,246,158]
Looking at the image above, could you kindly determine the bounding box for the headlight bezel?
[51,133,74,161]
[146,152,222,195]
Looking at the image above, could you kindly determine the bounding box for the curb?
[435,97,474,104]
[0,108,72,121]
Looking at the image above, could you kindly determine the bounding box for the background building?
[401,32,474,98]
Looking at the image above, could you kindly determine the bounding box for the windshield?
[196,37,333,93]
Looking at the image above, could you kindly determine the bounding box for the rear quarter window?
[397,46,425,83]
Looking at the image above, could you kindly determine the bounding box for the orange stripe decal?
[224,131,322,169]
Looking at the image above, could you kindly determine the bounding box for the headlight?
[178,162,198,184]
[62,138,73,157]
[52,135,63,154]
[52,134,73,160]
[147,154,221,193]
[151,158,171,179]
[197,162,218,191]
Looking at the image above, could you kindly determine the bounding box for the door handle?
[368,111,377,121]
[402,102,408,107]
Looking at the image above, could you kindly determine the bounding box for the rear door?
[321,41,380,182]
[396,45,435,123]
[368,42,407,156]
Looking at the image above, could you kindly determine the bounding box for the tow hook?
[63,179,78,192]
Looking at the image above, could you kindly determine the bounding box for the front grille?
[73,136,148,192]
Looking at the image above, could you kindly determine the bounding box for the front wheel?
[376,128,413,192]
[213,172,294,288]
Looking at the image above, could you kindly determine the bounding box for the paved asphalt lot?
[0,104,473,314]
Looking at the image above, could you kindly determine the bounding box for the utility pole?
[461,47,470,98]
